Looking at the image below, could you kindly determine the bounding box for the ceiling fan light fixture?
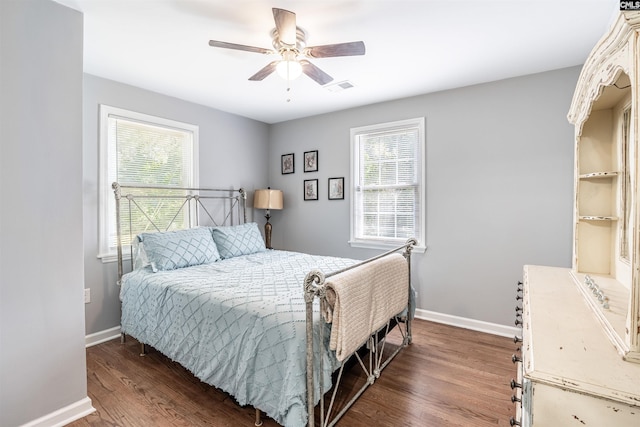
[276,59,302,80]
[208,8,365,85]
[276,51,303,80]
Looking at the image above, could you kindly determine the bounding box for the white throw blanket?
[320,253,409,361]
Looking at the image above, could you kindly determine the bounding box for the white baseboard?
[85,325,121,347]
[415,308,520,338]
[86,312,520,350]
[20,397,94,427]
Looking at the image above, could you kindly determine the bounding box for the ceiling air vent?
[325,80,355,92]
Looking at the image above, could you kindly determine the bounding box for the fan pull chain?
[285,71,293,102]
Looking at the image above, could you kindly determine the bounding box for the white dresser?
[511,11,640,426]
[513,265,640,426]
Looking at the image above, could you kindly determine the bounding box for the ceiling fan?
[208,7,365,86]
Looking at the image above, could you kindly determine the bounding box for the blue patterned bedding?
[120,250,358,427]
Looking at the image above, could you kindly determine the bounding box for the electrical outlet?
[84,288,90,304]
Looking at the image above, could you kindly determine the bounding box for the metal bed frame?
[112,182,247,283]
[303,239,416,427]
[112,183,415,427]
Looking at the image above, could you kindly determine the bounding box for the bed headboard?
[112,182,247,280]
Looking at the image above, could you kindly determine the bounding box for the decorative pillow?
[211,222,266,259]
[138,227,220,272]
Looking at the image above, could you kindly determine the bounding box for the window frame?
[97,104,199,262]
[349,117,426,253]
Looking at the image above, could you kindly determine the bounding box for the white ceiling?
[54,0,617,124]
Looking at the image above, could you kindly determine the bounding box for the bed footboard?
[304,238,417,427]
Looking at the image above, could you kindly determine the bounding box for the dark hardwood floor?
[69,319,517,426]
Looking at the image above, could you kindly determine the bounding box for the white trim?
[97,252,130,264]
[348,239,427,253]
[414,308,520,338]
[85,326,121,347]
[19,397,94,427]
[85,313,519,350]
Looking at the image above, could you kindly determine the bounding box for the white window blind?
[351,118,425,251]
[98,105,199,261]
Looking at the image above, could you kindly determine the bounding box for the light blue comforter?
[120,250,358,427]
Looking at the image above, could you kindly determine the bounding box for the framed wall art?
[328,177,344,200]
[304,179,318,201]
[303,150,318,173]
[281,153,294,174]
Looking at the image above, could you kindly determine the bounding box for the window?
[350,117,425,251]
[98,105,199,261]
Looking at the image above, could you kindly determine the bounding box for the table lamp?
[253,188,283,249]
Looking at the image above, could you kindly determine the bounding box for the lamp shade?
[253,189,283,210]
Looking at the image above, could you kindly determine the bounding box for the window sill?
[97,252,131,264]
[348,240,426,254]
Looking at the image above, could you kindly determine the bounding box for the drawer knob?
[515,306,522,313]
[510,379,522,389]
[515,318,522,326]
[511,395,521,403]
[516,294,523,301]
[510,417,521,426]
[511,355,522,363]
[513,336,523,344]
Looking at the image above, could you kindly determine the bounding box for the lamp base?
[264,213,273,249]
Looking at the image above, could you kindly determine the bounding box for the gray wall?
[83,75,270,335]
[0,0,88,425]
[82,61,578,333]
[269,66,578,327]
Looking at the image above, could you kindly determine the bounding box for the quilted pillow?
[211,222,266,259]
[138,227,220,272]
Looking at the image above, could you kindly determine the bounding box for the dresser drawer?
[528,382,639,426]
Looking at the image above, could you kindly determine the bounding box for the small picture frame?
[328,177,344,200]
[303,150,318,173]
[281,153,294,174]
[304,179,318,201]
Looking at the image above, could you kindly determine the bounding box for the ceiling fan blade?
[305,41,366,58]
[300,60,333,85]
[273,8,297,46]
[209,40,274,55]
[249,61,279,81]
